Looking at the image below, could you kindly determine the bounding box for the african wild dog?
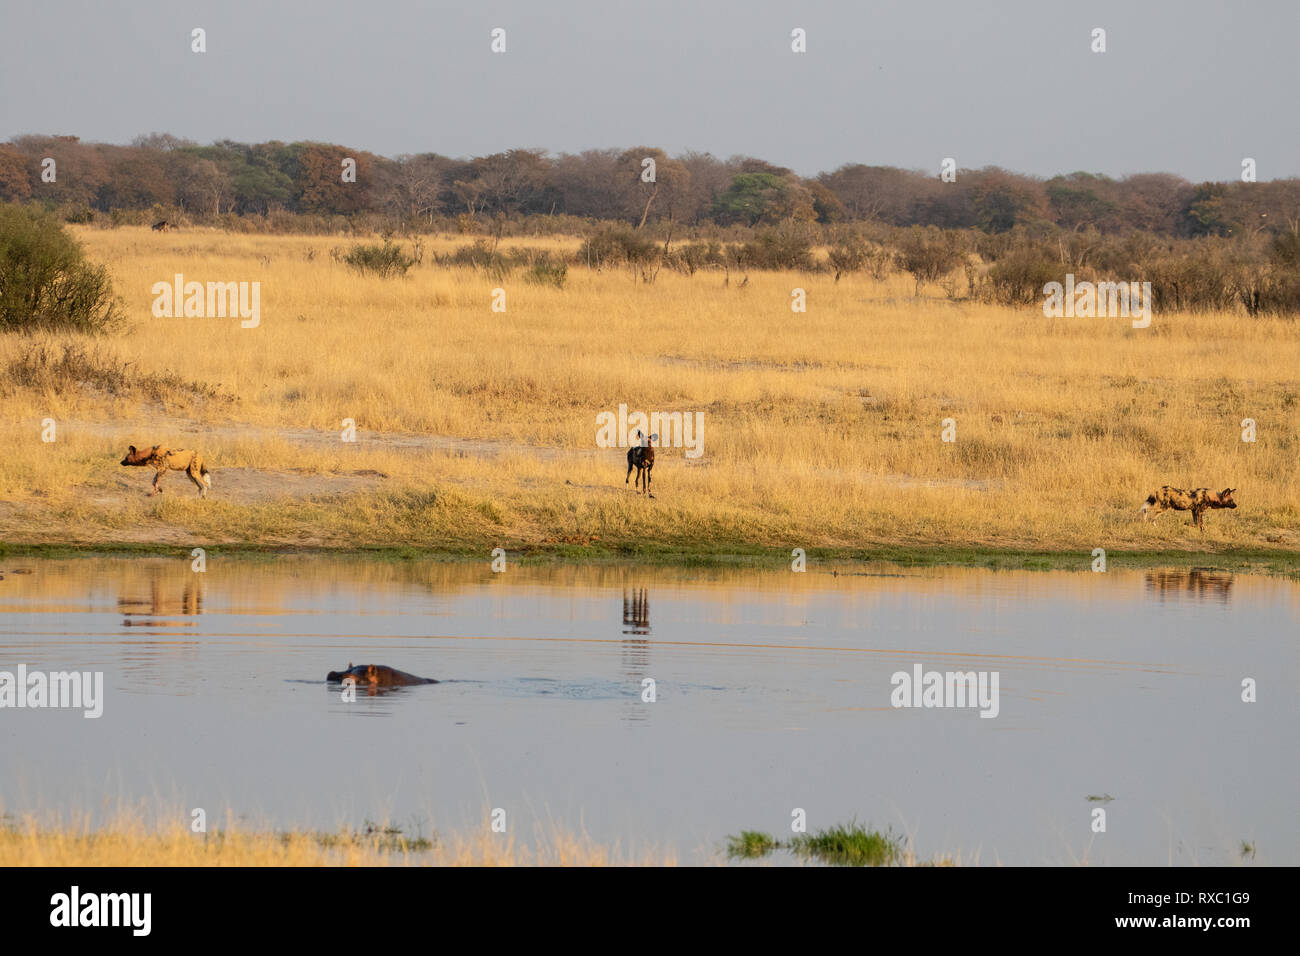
[152,220,172,232]
[1139,486,1236,532]
[626,430,656,496]
[120,445,211,498]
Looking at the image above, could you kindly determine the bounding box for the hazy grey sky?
[3,0,1297,181]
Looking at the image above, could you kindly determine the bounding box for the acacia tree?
[616,147,691,228]
[173,157,232,216]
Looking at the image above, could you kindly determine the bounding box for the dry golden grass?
[1,226,1297,555]
[0,811,675,866]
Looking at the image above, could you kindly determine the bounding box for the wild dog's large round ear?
[128,445,136,453]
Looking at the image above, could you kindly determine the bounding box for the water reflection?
[118,567,205,626]
[0,557,1297,865]
[622,587,651,721]
[1143,569,1234,604]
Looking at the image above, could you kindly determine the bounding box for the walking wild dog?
[151,220,172,232]
[626,430,656,496]
[120,445,211,498]
[1139,486,1236,532]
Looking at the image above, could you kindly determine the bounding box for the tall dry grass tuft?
[0,807,676,867]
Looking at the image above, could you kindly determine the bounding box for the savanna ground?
[1,226,1297,569]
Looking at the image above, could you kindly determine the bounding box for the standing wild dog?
[1139,486,1236,532]
[626,430,656,496]
[120,445,212,498]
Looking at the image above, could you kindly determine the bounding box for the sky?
[2,0,1298,181]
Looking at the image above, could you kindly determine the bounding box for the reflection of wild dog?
[120,445,211,498]
[151,220,171,232]
[625,430,656,495]
[1139,486,1237,531]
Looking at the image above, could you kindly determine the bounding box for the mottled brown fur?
[120,444,211,497]
[1139,485,1237,531]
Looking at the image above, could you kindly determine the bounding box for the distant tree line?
[1,133,1298,240]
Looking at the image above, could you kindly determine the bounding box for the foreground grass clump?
[726,830,780,858]
[792,822,902,866]
[0,812,674,867]
[727,821,904,866]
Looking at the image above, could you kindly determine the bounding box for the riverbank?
[3,540,1298,577]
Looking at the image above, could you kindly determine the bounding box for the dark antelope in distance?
[119,445,211,498]
[626,430,656,496]
[1139,486,1237,531]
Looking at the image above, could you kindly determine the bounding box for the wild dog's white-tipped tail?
[204,473,212,488]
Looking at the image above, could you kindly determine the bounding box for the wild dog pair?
[120,445,211,498]
[1139,486,1237,531]
[625,429,656,496]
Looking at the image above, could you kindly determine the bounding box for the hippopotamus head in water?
[326,663,439,686]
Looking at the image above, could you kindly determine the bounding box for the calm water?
[0,557,1295,865]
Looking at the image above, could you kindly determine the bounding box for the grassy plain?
[1,226,1296,563]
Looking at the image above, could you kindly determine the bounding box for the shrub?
[666,241,723,276]
[739,223,817,271]
[524,260,567,289]
[986,251,1062,306]
[343,239,415,278]
[0,204,121,332]
[578,228,658,269]
[895,226,963,295]
[826,236,867,280]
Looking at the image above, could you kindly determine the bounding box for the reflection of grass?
[1240,840,1256,860]
[726,821,903,867]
